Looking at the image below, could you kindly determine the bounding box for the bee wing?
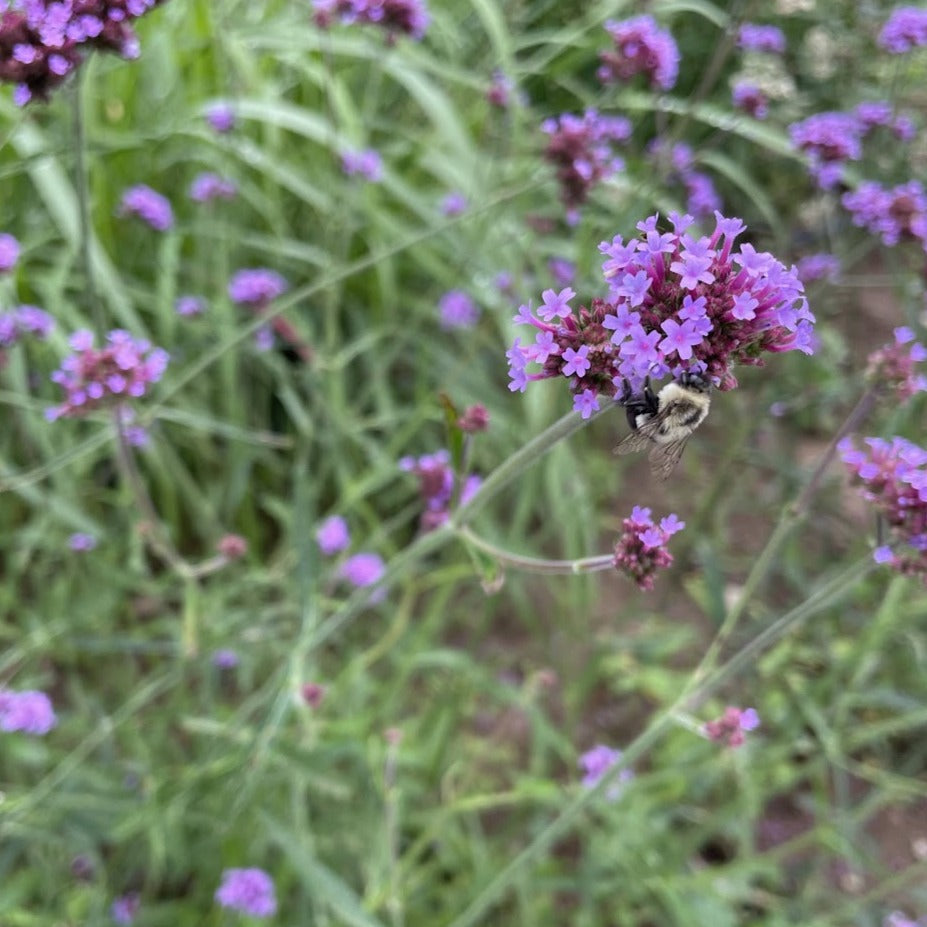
[613,408,672,456]
[647,437,690,481]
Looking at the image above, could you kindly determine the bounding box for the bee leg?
[618,377,659,431]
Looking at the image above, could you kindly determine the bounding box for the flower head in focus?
[119,185,173,231]
[842,180,927,251]
[597,15,679,90]
[612,507,685,590]
[211,648,240,669]
[215,868,277,918]
[0,688,56,735]
[175,295,206,317]
[46,329,169,420]
[704,706,760,747]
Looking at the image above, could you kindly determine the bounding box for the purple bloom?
[0,689,56,735]
[613,508,684,589]
[598,15,680,90]
[440,192,467,216]
[340,552,385,587]
[579,744,633,798]
[110,893,140,925]
[341,148,383,181]
[0,305,54,347]
[796,253,841,283]
[189,172,237,202]
[738,23,786,54]
[538,286,576,322]
[486,70,514,108]
[205,103,236,133]
[211,649,240,669]
[705,706,760,747]
[119,185,173,231]
[548,257,575,287]
[789,113,864,189]
[732,81,768,119]
[400,449,479,530]
[842,180,927,251]
[438,290,480,329]
[175,295,206,317]
[573,388,600,419]
[879,6,927,53]
[865,326,927,402]
[228,269,289,307]
[68,532,97,552]
[215,868,277,918]
[0,232,20,272]
[659,318,702,360]
[316,515,350,555]
[313,0,430,40]
[561,344,591,377]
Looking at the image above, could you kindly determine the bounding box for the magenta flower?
[68,532,97,552]
[840,435,927,583]
[316,515,350,555]
[215,868,277,918]
[0,232,20,272]
[597,15,680,90]
[579,744,633,798]
[865,326,927,401]
[312,0,430,41]
[174,295,206,317]
[612,507,684,590]
[737,23,786,54]
[507,212,814,408]
[879,6,927,53]
[0,688,56,735]
[228,269,289,307]
[541,109,630,214]
[438,290,480,329]
[205,102,236,133]
[339,552,385,587]
[789,112,864,189]
[189,172,237,202]
[110,893,140,925]
[400,449,481,530]
[486,70,514,108]
[211,649,240,669]
[341,147,383,181]
[46,329,169,420]
[704,706,760,747]
[119,185,173,231]
[732,81,768,119]
[0,304,54,347]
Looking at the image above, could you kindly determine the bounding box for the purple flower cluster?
[46,329,169,420]
[732,81,768,120]
[842,180,927,251]
[788,112,863,189]
[312,0,429,41]
[840,435,927,583]
[704,706,760,747]
[649,139,721,218]
[110,892,140,925]
[316,514,350,555]
[439,191,467,217]
[204,102,235,133]
[228,268,288,307]
[866,326,927,401]
[68,531,97,551]
[215,868,277,918]
[612,507,684,590]
[507,212,814,414]
[579,744,633,798]
[189,172,237,202]
[119,184,173,231]
[879,6,927,53]
[737,23,786,55]
[485,69,513,108]
[796,253,840,283]
[315,515,385,589]
[0,0,166,105]
[854,100,916,140]
[438,290,480,329]
[341,147,383,182]
[399,449,481,530]
[0,304,54,347]
[0,688,56,734]
[597,15,679,91]
[0,231,20,271]
[541,109,631,217]
[175,295,205,317]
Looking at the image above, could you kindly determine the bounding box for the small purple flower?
[211,649,240,669]
[561,344,591,377]
[573,388,600,419]
[486,70,514,108]
[119,185,173,232]
[548,257,575,287]
[215,868,277,918]
[205,103,236,133]
[228,269,289,307]
[579,744,633,798]
[440,192,467,216]
[613,508,684,589]
[316,515,350,555]
[438,290,480,329]
[737,23,786,54]
[175,295,206,317]
[68,532,97,552]
[0,233,20,272]
[598,15,680,90]
[879,6,927,53]
[0,689,56,735]
[342,148,383,181]
[732,81,769,119]
[789,113,864,190]
[313,0,430,41]
[189,172,237,202]
[340,552,385,588]
[0,305,54,347]
[796,253,840,283]
[110,893,140,925]
[704,706,760,747]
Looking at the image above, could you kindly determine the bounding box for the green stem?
[456,525,613,575]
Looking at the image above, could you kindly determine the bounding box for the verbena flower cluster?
[796,252,840,283]
[110,892,140,925]
[612,507,685,591]
[0,231,20,271]
[704,706,760,747]
[0,687,56,734]
[399,449,481,531]
[312,0,429,41]
[316,515,385,589]
[0,0,166,105]
[0,303,54,348]
[215,867,277,918]
[737,23,786,55]
[648,139,721,217]
[840,435,927,583]
[341,147,383,181]
[507,212,814,416]
[119,184,173,231]
[596,15,679,91]
[189,172,237,202]
[842,180,927,252]
[579,744,633,798]
[228,268,288,307]
[438,290,479,329]
[865,326,927,401]
[46,329,169,420]
[541,109,630,218]
[879,6,927,53]
[732,81,768,120]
